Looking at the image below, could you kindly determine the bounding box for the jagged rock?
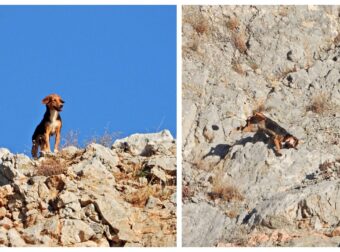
[0,217,13,230]
[7,228,26,247]
[0,131,176,247]
[112,130,174,156]
[57,191,78,207]
[60,219,95,246]
[183,202,228,247]
[246,181,340,230]
[0,227,8,245]
[151,166,167,182]
[94,198,138,242]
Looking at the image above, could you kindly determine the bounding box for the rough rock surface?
[182,5,340,247]
[0,130,176,247]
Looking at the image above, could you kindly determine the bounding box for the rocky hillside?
[182,6,340,247]
[0,130,176,247]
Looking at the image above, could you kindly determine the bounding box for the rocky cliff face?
[182,6,340,247]
[0,130,176,247]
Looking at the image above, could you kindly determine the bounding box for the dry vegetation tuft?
[36,158,67,176]
[306,93,330,114]
[231,60,245,75]
[85,128,121,148]
[253,99,266,113]
[209,177,244,202]
[62,128,121,149]
[232,32,247,54]
[226,17,240,31]
[194,19,209,35]
[124,184,174,208]
[62,130,80,148]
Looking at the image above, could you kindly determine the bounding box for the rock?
[146,196,162,209]
[183,202,227,247]
[57,191,78,207]
[0,227,8,245]
[7,228,26,247]
[151,166,167,182]
[0,217,13,230]
[94,198,138,243]
[331,227,340,237]
[112,130,174,156]
[0,130,176,247]
[0,207,7,218]
[60,219,95,246]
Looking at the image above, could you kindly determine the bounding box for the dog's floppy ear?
[42,95,51,104]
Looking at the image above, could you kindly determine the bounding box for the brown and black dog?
[32,94,65,159]
[237,112,299,156]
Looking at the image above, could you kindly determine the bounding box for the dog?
[31,94,65,159]
[237,112,299,156]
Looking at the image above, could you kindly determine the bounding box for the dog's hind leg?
[31,140,39,159]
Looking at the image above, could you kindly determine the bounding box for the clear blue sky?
[0,5,176,154]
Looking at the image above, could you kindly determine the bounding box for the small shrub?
[319,160,333,172]
[253,99,266,114]
[182,185,194,200]
[194,19,209,35]
[226,17,239,31]
[61,130,80,148]
[36,158,66,176]
[210,178,244,202]
[232,32,247,54]
[85,128,121,148]
[231,60,245,75]
[306,93,330,114]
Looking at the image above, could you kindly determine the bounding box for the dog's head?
[283,135,299,149]
[42,94,65,112]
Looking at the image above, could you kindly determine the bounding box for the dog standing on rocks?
[32,94,65,159]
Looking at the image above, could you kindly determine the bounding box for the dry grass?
[209,177,244,202]
[231,60,245,75]
[182,185,194,200]
[253,99,266,114]
[124,184,174,208]
[62,128,121,149]
[35,158,67,176]
[194,19,209,35]
[62,130,80,148]
[232,32,247,54]
[306,93,330,114]
[248,59,259,71]
[226,210,238,219]
[85,128,121,148]
[226,17,239,31]
[319,160,333,172]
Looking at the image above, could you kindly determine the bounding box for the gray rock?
[7,228,26,247]
[112,130,174,156]
[183,202,227,247]
[60,219,95,246]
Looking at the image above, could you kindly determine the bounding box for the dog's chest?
[49,110,59,134]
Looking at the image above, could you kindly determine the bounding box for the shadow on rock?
[203,144,231,159]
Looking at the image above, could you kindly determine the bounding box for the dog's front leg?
[54,127,61,153]
[273,135,282,156]
[43,132,51,153]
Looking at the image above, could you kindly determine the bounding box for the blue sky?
[0,5,176,154]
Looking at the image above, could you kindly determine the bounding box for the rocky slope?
[0,130,176,247]
[182,6,340,247]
